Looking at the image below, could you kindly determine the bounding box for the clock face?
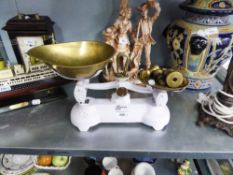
[16,36,44,71]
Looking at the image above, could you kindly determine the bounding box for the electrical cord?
[198,90,233,124]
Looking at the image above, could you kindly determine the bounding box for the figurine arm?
[103,25,117,37]
[128,22,133,37]
[113,19,120,29]
[131,25,137,41]
[131,21,141,42]
[102,19,119,37]
[148,0,161,22]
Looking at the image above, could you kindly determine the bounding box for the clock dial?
[16,36,44,72]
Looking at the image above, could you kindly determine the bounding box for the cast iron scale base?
[71,79,170,131]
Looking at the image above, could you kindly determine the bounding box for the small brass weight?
[139,65,188,91]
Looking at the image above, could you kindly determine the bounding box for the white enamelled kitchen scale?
[27,41,185,132]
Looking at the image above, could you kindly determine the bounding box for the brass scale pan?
[28,41,115,80]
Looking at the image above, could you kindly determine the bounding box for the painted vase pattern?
[165,0,233,90]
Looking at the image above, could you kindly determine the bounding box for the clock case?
[2,14,54,65]
[0,14,68,101]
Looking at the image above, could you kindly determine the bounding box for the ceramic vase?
[164,0,233,90]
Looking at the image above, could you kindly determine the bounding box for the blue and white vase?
[165,0,233,90]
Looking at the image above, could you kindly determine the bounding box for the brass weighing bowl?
[27,41,115,79]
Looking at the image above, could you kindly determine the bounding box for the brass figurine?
[102,0,133,81]
[133,0,161,69]
[102,0,161,81]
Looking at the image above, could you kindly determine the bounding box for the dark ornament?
[197,105,233,137]
[197,58,233,137]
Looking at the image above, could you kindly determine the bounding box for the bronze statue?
[102,0,161,81]
[102,0,133,81]
[133,0,161,69]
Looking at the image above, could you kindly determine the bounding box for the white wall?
[0,0,184,66]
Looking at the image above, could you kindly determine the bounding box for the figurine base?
[197,106,233,137]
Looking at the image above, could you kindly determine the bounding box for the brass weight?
[139,69,151,83]
[138,65,187,90]
[149,64,160,72]
[166,71,184,88]
[157,75,166,86]
[150,69,163,79]
[163,68,174,76]
[117,87,128,97]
